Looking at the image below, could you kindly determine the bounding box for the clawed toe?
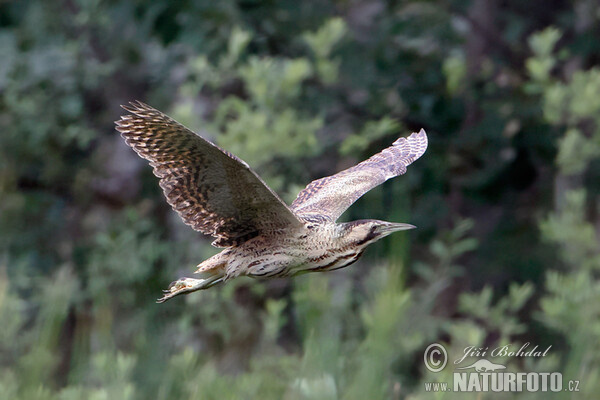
[156,278,193,303]
[156,275,225,303]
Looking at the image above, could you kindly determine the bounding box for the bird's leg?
[157,252,228,302]
[157,271,224,303]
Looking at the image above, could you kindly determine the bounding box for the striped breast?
[304,249,364,273]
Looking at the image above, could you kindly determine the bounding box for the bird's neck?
[333,222,377,249]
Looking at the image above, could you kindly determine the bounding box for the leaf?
[303,17,347,59]
[528,27,561,57]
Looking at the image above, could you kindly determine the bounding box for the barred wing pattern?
[116,101,303,247]
[292,129,428,222]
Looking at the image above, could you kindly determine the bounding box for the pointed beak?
[379,223,416,235]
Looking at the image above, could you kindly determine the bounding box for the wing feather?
[116,101,303,247]
[291,129,427,221]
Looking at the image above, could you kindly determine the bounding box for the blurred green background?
[1,0,600,399]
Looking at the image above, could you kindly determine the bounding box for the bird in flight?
[116,101,428,302]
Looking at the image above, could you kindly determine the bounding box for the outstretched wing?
[291,129,428,222]
[116,101,303,247]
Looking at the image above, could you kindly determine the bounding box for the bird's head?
[342,219,415,248]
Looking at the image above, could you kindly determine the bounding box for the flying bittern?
[116,101,427,302]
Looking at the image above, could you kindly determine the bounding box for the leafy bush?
[1,1,600,398]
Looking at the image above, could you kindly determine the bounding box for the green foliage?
[213,94,321,166]
[527,27,600,175]
[526,27,561,84]
[458,282,534,337]
[527,23,600,395]
[340,117,402,156]
[540,190,600,268]
[302,17,347,84]
[442,53,467,95]
[173,20,348,178]
[2,0,600,399]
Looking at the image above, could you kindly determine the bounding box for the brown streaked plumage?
[291,131,428,222]
[116,101,428,302]
[116,101,303,247]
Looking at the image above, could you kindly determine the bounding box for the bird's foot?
[156,275,223,303]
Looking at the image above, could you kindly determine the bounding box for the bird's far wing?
[116,101,304,247]
[291,129,428,222]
